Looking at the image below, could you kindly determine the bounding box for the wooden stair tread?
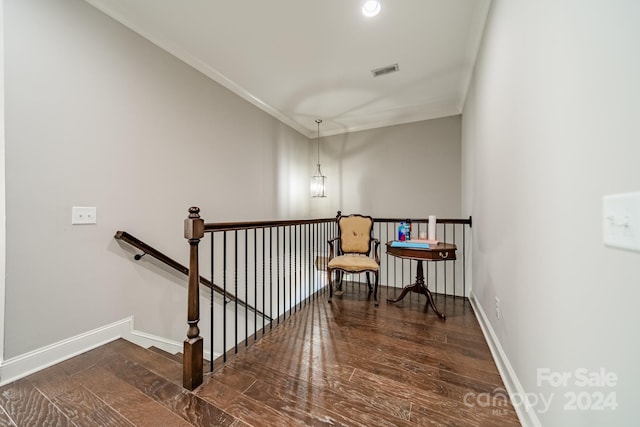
[0,338,234,426]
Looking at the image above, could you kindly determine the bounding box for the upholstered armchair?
[327,213,380,306]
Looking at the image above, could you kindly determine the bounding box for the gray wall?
[463,0,640,425]
[0,0,6,361]
[3,0,310,358]
[3,0,464,361]
[312,116,462,219]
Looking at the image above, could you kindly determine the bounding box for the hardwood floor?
[0,285,520,426]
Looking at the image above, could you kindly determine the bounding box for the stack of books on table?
[390,239,439,249]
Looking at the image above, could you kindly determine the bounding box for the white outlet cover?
[72,206,97,225]
[602,192,640,252]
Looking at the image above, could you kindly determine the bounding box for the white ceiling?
[84,0,491,137]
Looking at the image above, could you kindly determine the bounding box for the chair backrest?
[337,214,374,255]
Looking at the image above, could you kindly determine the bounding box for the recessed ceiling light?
[362,1,381,18]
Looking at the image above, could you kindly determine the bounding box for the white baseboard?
[469,292,541,427]
[0,316,190,386]
[127,328,216,362]
[127,327,183,355]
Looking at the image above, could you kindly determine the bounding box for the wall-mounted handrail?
[114,230,271,321]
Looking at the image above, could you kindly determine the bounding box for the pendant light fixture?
[310,119,327,198]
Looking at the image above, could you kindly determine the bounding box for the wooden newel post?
[183,206,204,390]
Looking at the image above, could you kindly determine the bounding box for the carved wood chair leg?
[334,270,345,296]
[374,272,379,307]
[327,268,333,302]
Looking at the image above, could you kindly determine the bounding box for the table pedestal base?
[386,260,446,319]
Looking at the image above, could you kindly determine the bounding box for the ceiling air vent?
[371,63,399,77]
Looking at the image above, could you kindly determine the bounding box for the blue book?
[390,241,430,249]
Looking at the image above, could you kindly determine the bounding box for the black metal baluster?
[314,222,318,297]
[297,224,300,304]
[442,223,447,295]
[309,223,313,302]
[320,221,323,295]
[393,222,397,297]
[223,231,227,363]
[325,220,329,294]
[434,222,438,295]
[288,225,292,318]
[319,222,322,295]
[262,227,266,335]
[301,223,305,304]
[308,223,312,302]
[277,227,281,324]
[244,229,248,347]
[269,227,273,330]
[408,221,412,289]
[254,228,257,341]
[234,230,238,354]
[463,223,467,298]
[401,224,405,291]
[294,225,298,313]
[210,233,214,372]
[311,223,315,300]
[376,221,380,296]
[302,224,304,306]
[299,224,302,308]
[318,222,322,296]
[452,224,456,296]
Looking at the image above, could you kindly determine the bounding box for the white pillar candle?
[428,215,437,240]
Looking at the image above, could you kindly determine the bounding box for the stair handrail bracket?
[183,206,204,390]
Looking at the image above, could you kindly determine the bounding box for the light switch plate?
[602,192,640,252]
[72,206,97,225]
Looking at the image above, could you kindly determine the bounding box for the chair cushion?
[339,216,373,253]
[328,254,379,272]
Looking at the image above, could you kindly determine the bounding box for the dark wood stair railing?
[182,208,339,391]
[119,210,472,392]
[183,207,204,390]
[113,230,272,322]
[116,210,338,391]
[179,208,472,391]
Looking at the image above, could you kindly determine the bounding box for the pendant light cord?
[315,119,322,165]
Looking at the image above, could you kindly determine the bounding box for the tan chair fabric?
[327,254,379,272]
[339,216,373,254]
